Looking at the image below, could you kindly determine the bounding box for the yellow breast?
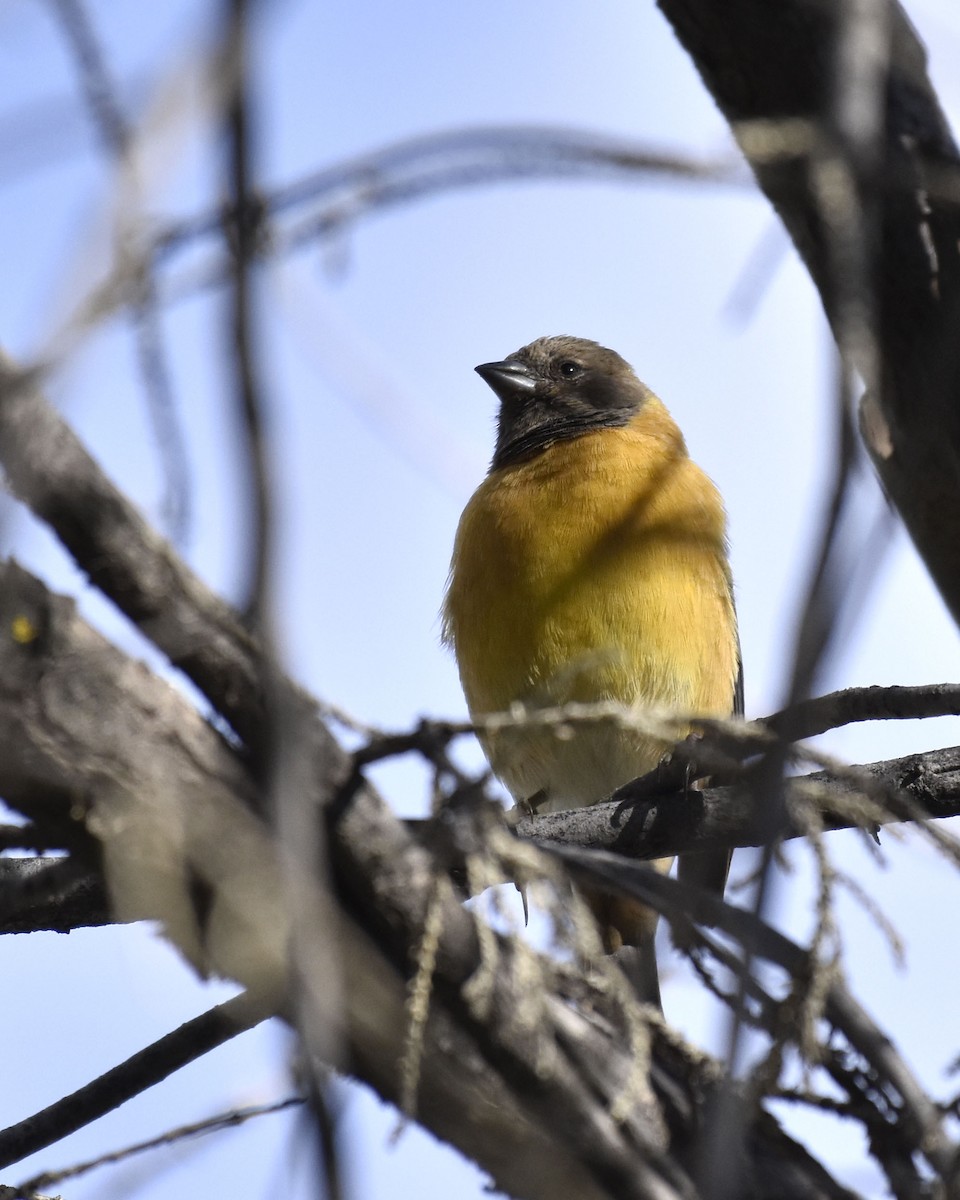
[442,398,738,808]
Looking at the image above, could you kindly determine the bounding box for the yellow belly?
[443,411,738,809]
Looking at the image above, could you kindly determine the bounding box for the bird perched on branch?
[442,335,741,1005]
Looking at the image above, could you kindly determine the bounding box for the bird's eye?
[558,360,582,378]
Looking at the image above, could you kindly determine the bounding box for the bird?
[442,335,741,1005]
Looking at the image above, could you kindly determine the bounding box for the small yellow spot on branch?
[11,614,38,644]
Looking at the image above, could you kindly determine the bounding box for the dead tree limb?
[658,0,960,626]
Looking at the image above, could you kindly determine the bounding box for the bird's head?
[477,335,651,470]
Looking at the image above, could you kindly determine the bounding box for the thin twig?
[222,0,271,624]
[0,992,271,1169]
[49,0,191,543]
[762,681,960,743]
[544,841,957,1182]
[153,126,746,258]
[14,1095,301,1197]
[299,1077,344,1200]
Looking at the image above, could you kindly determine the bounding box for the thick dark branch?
[0,357,263,748]
[657,0,960,625]
[0,856,109,934]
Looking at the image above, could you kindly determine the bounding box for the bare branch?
[49,0,192,542]
[657,0,960,628]
[13,1097,300,1197]
[547,842,958,1192]
[220,0,272,621]
[0,993,270,1171]
[0,355,262,749]
[153,125,746,260]
[520,742,960,860]
[0,856,108,934]
[762,682,960,742]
